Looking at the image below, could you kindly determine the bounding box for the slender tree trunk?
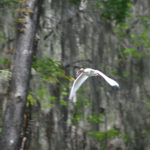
[0,0,40,149]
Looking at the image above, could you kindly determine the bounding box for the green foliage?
[124,48,142,59]
[109,69,120,78]
[27,88,58,108]
[71,113,83,124]
[28,57,73,109]
[146,101,150,111]
[75,98,92,109]
[70,98,93,124]
[61,91,68,96]
[129,27,150,49]
[123,134,131,142]
[27,87,49,105]
[95,0,132,23]
[32,57,61,82]
[36,87,49,101]
[0,0,19,6]
[27,80,69,108]
[32,57,72,83]
[122,71,130,78]
[114,15,150,63]
[27,93,37,106]
[139,15,150,28]
[114,22,130,39]
[138,30,150,46]
[49,96,56,102]
[88,129,120,141]
[0,0,19,12]
[59,84,69,106]
[0,34,7,40]
[0,56,11,68]
[85,102,93,107]
[60,99,67,106]
[87,114,104,124]
[42,103,55,108]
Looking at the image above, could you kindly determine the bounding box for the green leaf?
[49,96,56,102]
[32,57,71,83]
[88,129,120,141]
[85,102,92,107]
[123,71,130,77]
[61,91,68,96]
[87,114,104,124]
[0,34,7,39]
[131,34,136,39]
[123,48,142,59]
[60,99,67,106]
[124,48,135,53]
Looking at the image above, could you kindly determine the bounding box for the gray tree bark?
[0,0,41,149]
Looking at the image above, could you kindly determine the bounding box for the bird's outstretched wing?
[96,70,119,88]
[69,73,89,99]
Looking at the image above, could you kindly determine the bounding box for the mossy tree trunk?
[0,0,41,149]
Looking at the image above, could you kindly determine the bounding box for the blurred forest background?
[0,0,150,150]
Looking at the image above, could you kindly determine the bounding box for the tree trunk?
[0,0,40,149]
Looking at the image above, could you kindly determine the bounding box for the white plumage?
[69,68,119,100]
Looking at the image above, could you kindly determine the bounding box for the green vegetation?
[88,129,120,141]
[32,57,72,83]
[0,0,19,12]
[87,114,104,124]
[95,0,132,23]
[124,48,142,59]
[69,0,132,23]
[0,0,19,5]
[27,57,72,110]
[0,56,10,68]
[115,15,150,59]
[1,0,150,149]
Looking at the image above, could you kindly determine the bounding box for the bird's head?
[77,68,84,75]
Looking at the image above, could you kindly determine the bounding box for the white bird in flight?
[69,68,119,100]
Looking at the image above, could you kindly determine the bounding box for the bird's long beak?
[76,68,84,76]
[76,70,80,75]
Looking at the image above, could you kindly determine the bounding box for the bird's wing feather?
[69,73,88,99]
[96,70,119,87]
